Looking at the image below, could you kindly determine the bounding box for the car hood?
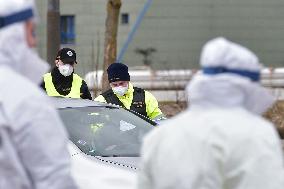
[68,142,138,189]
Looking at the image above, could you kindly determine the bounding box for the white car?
[54,98,156,189]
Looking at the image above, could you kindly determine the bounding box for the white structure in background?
[85,67,284,101]
[261,67,284,100]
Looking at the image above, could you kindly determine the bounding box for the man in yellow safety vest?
[41,48,92,99]
[95,63,166,122]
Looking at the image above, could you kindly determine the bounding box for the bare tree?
[47,0,60,67]
[135,47,157,67]
[102,0,122,92]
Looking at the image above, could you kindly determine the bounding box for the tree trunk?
[47,0,60,67]
[102,0,122,92]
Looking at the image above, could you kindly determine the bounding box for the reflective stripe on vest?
[43,73,82,98]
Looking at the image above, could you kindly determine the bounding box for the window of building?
[121,13,129,25]
[60,15,75,44]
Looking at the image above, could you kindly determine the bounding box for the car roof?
[51,97,119,109]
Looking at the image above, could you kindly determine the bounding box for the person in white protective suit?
[137,37,284,189]
[0,0,78,188]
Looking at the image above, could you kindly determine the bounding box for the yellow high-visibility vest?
[43,73,82,98]
[95,83,164,119]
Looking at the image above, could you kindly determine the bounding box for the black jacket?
[41,67,92,100]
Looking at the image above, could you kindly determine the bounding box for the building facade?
[36,0,284,77]
[36,0,146,77]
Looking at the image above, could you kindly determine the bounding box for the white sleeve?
[137,130,159,189]
[11,97,78,189]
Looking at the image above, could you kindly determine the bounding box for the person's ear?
[55,60,59,67]
[55,58,61,67]
[25,20,36,48]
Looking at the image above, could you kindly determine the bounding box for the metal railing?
[85,68,284,91]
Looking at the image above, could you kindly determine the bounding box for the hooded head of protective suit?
[187,37,275,114]
[0,0,49,84]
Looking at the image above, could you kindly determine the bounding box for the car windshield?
[59,106,154,157]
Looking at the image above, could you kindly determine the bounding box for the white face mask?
[20,48,50,84]
[58,64,73,77]
[0,24,49,85]
[112,85,128,96]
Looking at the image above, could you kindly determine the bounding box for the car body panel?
[68,143,137,189]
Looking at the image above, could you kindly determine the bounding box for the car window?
[58,106,154,157]
[124,108,158,126]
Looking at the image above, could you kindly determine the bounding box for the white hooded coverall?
[138,37,284,189]
[0,0,77,189]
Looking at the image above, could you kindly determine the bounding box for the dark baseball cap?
[56,48,77,64]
